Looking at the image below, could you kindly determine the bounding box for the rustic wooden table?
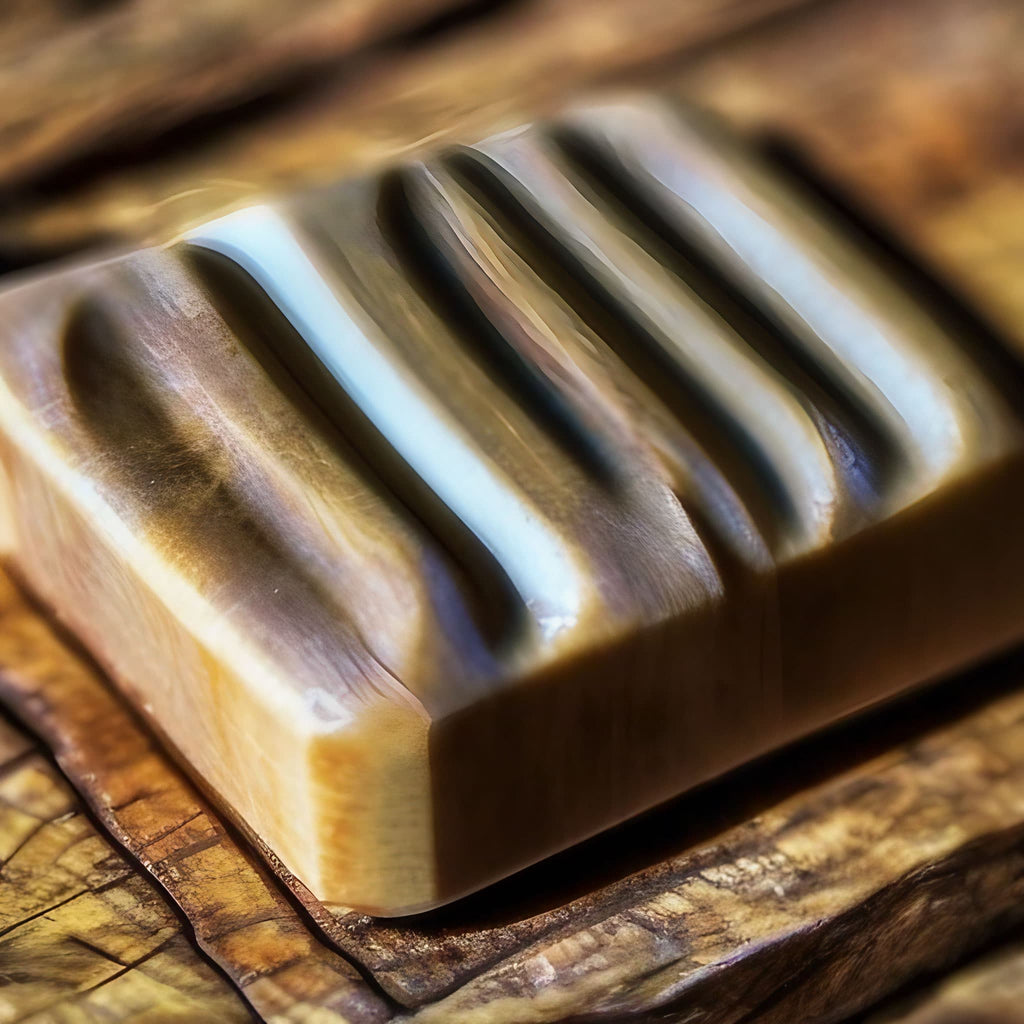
[2,0,1024,1020]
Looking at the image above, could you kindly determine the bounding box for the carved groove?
[180,102,1015,585]
[443,146,825,557]
[62,297,397,691]
[188,245,524,651]
[758,133,1024,421]
[560,102,1008,496]
[388,156,775,575]
[376,168,618,486]
[184,107,963,577]
[552,123,899,512]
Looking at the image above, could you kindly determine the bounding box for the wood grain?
[0,714,249,1023]
[7,565,1024,1023]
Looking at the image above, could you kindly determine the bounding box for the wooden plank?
[0,715,250,1023]
[9,93,1024,922]
[6,564,1024,1023]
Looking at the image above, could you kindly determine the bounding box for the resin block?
[1,99,1023,914]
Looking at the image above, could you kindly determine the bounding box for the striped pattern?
[1,97,1021,913]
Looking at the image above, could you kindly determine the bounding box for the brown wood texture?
[0,713,249,1023]
[2,0,1024,1020]
[0,0,459,194]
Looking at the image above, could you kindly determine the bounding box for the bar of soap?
[2,97,1024,915]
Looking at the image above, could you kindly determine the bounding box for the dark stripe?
[552,122,901,516]
[377,166,618,486]
[445,145,803,554]
[186,234,525,652]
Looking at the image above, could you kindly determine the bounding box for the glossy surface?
[1,98,1023,914]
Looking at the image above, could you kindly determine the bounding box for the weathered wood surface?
[1,0,1024,1020]
[0,713,249,1023]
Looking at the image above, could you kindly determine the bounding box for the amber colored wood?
[0,714,249,1023]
